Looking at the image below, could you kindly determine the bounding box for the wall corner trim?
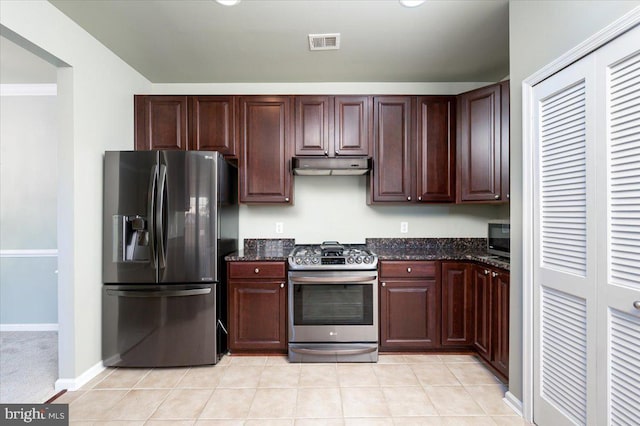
[55,361,105,392]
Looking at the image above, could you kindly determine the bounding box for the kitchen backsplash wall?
[239,175,509,244]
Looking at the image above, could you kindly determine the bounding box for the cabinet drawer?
[228,262,286,279]
[380,261,436,278]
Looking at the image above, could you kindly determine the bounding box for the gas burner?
[288,241,378,270]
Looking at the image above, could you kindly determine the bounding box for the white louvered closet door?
[532,54,598,426]
[532,23,640,426]
[595,26,640,426]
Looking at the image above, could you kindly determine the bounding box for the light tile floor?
[54,354,533,425]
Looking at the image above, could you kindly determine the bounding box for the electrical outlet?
[400,222,408,233]
[275,222,284,234]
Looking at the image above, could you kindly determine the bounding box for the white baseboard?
[503,391,523,416]
[0,323,59,331]
[55,361,105,392]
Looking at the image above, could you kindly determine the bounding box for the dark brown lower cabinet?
[441,262,473,347]
[227,261,287,353]
[379,261,440,351]
[492,270,510,378]
[473,266,493,360]
[472,264,509,380]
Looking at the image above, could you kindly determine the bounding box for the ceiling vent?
[308,33,341,51]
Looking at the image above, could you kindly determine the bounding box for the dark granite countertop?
[224,239,295,262]
[367,238,509,271]
[225,238,509,272]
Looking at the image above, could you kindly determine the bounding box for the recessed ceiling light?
[399,0,426,7]
[216,0,241,6]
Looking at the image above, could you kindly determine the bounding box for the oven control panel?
[288,243,378,270]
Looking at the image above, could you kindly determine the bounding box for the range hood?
[292,157,371,176]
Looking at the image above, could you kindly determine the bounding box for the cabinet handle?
[507,194,510,199]
[634,301,640,310]
[407,267,412,273]
[418,196,422,201]
[484,269,490,275]
[285,197,290,202]
[494,194,500,200]
[381,282,386,287]
[324,150,328,156]
[492,271,498,278]
[280,283,285,288]
[407,196,412,201]
[335,149,340,155]
[254,268,260,274]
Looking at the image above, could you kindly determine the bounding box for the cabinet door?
[472,266,492,360]
[228,280,287,352]
[238,96,293,203]
[334,96,371,156]
[295,96,332,156]
[135,95,188,150]
[492,270,509,378]
[416,96,456,202]
[441,262,473,346]
[379,279,440,350]
[458,84,502,202]
[500,81,510,201]
[370,96,414,203]
[189,96,236,156]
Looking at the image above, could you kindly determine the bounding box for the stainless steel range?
[287,241,379,363]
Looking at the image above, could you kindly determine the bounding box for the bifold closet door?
[532,23,640,425]
[532,54,598,426]
[595,26,640,426]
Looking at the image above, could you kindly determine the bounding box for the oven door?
[288,270,378,343]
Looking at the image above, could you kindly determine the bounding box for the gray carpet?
[0,331,58,403]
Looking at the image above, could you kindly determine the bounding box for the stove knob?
[355,256,363,264]
[295,258,303,265]
[347,257,355,264]
[363,256,372,264]
[304,257,311,264]
[312,257,320,264]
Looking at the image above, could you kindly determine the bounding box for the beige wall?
[508,0,640,403]
[0,1,151,384]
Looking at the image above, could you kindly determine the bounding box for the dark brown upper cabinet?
[457,81,509,203]
[294,96,332,156]
[370,96,414,203]
[238,96,293,204]
[135,95,188,151]
[369,96,456,204]
[294,95,371,157]
[417,96,456,202]
[189,96,236,156]
[134,95,236,157]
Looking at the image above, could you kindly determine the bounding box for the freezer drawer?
[102,283,224,367]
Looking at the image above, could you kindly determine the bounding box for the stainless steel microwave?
[488,221,510,257]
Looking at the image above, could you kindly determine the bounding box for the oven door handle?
[290,276,377,284]
[289,346,377,356]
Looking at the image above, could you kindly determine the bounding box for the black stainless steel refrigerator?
[102,150,238,367]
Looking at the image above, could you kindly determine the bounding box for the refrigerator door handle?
[157,164,168,270]
[148,165,158,270]
[105,288,212,298]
